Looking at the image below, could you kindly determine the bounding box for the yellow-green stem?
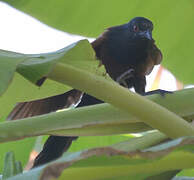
[48,63,194,138]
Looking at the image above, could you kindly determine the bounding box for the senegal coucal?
[7,17,163,168]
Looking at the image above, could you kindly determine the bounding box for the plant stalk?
[48,63,194,138]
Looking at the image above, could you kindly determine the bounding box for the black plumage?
[7,17,163,168]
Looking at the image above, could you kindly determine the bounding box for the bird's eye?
[133,25,139,32]
[141,23,148,30]
[142,23,147,27]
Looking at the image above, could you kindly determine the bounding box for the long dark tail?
[32,136,78,167]
[32,93,103,168]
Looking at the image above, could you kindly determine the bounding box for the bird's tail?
[32,136,78,168]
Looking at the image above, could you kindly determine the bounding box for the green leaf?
[68,135,134,153]
[0,4,193,140]
[16,39,100,85]
[147,170,181,180]
[0,138,35,172]
[47,48,194,138]
[6,136,194,180]
[2,0,194,84]
[0,39,104,120]
[0,73,69,121]
[2,152,16,179]
[0,51,25,96]
[2,152,22,179]
[0,88,193,143]
[14,162,22,175]
[177,169,194,177]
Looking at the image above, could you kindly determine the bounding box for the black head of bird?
[92,17,162,94]
[127,17,153,40]
[8,17,163,169]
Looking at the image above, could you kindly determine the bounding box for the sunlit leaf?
[6,137,194,180]
[0,39,104,120]
[2,152,22,179]
[0,88,193,143]
[2,0,194,84]
[0,138,35,172]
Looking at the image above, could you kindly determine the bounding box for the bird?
[7,17,164,168]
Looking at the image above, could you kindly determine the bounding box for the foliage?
[2,0,194,84]
[0,1,194,179]
[5,136,194,180]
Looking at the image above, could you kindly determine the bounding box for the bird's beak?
[139,30,152,40]
[145,30,152,40]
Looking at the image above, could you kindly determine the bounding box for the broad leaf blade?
[0,88,193,143]
[0,50,25,96]
[2,151,22,179]
[6,137,194,180]
[3,0,194,84]
[0,138,35,172]
[0,40,103,120]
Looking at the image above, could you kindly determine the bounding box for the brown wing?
[7,89,83,120]
[136,42,162,77]
[7,30,108,121]
[150,43,162,65]
[132,41,162,95]
[91,30,109,60]
[92,29,131,81]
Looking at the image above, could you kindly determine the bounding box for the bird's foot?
[143,89,173,97]
[116,69,134,88]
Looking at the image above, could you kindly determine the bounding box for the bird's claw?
[116,69,134,88]
[144,89,173,97]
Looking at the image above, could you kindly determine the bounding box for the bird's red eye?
[133,25,139,32]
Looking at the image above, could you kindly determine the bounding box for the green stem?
[112,131,167,151]
[48,122,151,136]
[0,88,193,142]
[60,158,194,180]
[0,104,147,143]
[48,63,194,138]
